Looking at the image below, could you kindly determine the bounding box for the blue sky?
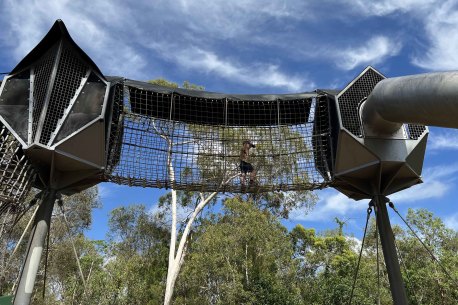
[1,0,458,238]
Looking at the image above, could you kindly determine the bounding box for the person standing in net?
[240,140,256,188]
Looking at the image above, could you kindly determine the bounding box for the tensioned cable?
[3,193,43,283]
[348,204,372,305]
[59,202,87,289]
[42,221,50,299]
[374,207,380,305]
[388,201,458,286]
[8,192,43,239]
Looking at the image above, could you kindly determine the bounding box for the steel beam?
[374,195,408,305]
[14,190,56,305]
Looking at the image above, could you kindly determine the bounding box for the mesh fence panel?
[337,68,427,140]
[39,41,88,145]
[337,68,385,137]
[406,124,427,140]
[31,43,59,141]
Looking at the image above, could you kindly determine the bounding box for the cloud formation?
[428,130,458,150]
[409,1,458,70]
[148,44,312,91]
[0,0,315,91]
[333,36,402,71]
[2,0,457,85]
[291,163,458,222]
[445,212,458,230]
[348,0,458,71]
[0,0,148,79]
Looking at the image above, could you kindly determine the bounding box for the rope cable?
[4,202,40,292]
[374,206,381,305]
[59,203,87,289]
[388,201,458,286]
[348,204,372,305]
[42,222,50,299]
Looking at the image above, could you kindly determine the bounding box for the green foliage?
[174,197,302,305]
[396,209,458,304]
[2,184,457,304]
[182,81,204,91]
[148,78,204,91]
[0,187,101,301]
[148,78,179,88]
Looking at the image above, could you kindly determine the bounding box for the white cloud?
[289,190,369,222]
[2,0,457,92]
[149,44,312,91]
[98,183,125,200]
[334,36,402,71]
[444,212,458,230]
[385,163,458,203]
[350,0,438,16]
[389,181,449,202]
[0,0,147,79]
[428,130,458,150]
[290,163,458,222]
[342,0,458,71]
[170,0,310,39]
[0,0,316,90]
[352,0,458,71]
[412,1,458,70]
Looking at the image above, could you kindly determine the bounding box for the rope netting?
[105,80,333,193]
[0,125,36,217]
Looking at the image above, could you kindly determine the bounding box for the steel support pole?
[13,190,56,305]
[374,195,408,305]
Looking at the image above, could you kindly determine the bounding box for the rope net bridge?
[105,80,333,193]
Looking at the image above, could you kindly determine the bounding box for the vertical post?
[374,195,408,305]
[14,190,56,305]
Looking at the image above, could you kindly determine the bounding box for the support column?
[14,190,56,305]
[374,195,408,305]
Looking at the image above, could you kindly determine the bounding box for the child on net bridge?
[240,140,257,188]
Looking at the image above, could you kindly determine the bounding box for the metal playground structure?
[1,20,458,304]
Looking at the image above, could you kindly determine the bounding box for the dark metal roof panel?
[124,79,317,101]
[10,20,105,79]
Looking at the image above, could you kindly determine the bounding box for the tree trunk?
[156,123,238,305]
[163,180,236,305]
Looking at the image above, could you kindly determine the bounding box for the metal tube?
[374,195,408,305]
[14,190,56,305]
[361,71,458,135]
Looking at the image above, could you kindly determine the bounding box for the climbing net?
[105,80,332,193]
[0,125,36,217]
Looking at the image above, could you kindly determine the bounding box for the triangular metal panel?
[52,168,102,192]
[335,163,381,196]
[56,121,105,169]
[332,179,371,200]
[405,134,428,176]
[0,71,30,144]
[335,130,379,174]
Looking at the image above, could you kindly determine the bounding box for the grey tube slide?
[361,71,458,135]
